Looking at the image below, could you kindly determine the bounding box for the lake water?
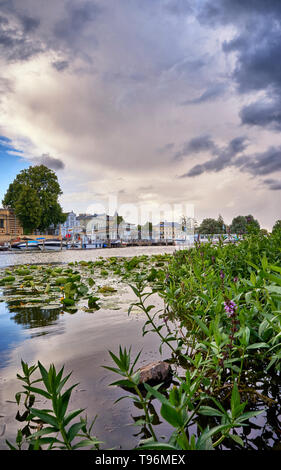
[0,246,177,450]
[0,245,179,269]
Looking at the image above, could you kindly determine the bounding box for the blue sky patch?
[0,136,29,205]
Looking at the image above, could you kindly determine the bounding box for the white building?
[57,211,80,238]
[86,214,136,241]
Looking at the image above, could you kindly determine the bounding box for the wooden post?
[106,215,110,241]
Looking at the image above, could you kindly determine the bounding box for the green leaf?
[161,403,184,428]
[15,392,21,405]
[198,406,224,418]
[110,379,136,388]
[266,285,281,295]
[23,386,51,400]
[56,372,72,395]
[67,422,85,443]
[236,410,264,423]
[59,383,79,419]
[143,383,170,406]
[72,438,102,449]
[27,427,58,439]
[230,383,240,417]
[229,433,244,447]
[246,342,269,350]
[6,440,17,450]
[261,255,268,271]
[63,409,85,426]
[34,437,59,446]
[38,362,51,393]
[29,408,59,429]
[194,316,209,336]
[198,424,231,444]
[196,427,214,450]
[269,264,281,274]
[137,442,180,450]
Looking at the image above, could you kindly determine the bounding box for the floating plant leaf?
[88,296,100,309]
[61,298,75,306]
[98,286,117,294]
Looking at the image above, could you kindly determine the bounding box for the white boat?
[38,239,67,251]
[11,240,39,250]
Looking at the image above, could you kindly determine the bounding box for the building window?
[0,219,4,229]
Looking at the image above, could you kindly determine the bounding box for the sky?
[0,0,280,230]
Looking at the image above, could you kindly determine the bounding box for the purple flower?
[233,276,238,283]
[224,300,237,316]
[220,270,225,279]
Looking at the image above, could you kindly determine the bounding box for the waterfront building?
[152,221,186,241]
[0,208,23,240]
[59,211,80,238]
[76,213,96,232]
[86,213,136,242]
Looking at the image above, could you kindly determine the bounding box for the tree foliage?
[272,220,281,234]
[230,215,260,234]
[2,165,66,232]
[14,185,42,234]
[198,216,224,234]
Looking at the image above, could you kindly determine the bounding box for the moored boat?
[11,239,39,250]
[38,239,67,251]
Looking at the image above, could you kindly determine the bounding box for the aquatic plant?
[104,347,263,449]
[6,360,102,450]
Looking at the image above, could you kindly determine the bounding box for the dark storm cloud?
[164,0,193,16]
[179,137,281,184]
[223,21,281,95]
[158,142,175,153]
[19,15,40,33]
[179,136,249,177]
[174,135,217,161]
[53,1,101,44]
[196,1,281,134]
[240,98,281,130]
[33,154,65,170]
[0,12,43,61]
[235,146,281,176]
[52,60,69,72]
[181,82,227,105]
[0,1,101,65]
[263,178,281,191]
[197,0,281,25]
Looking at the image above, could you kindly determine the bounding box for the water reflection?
[0,301,65,368]
[0,301,24,368]
[9,306,61,330]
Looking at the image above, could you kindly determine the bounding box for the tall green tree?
[230,216,247,234]
[14,185,42,234]
[198,218,221,234]
[2,165,66,233]
[272,220,281,234]
[230,214,260,234]
[217,214,226,233]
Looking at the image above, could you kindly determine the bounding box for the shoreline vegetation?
[0,229,280,450]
